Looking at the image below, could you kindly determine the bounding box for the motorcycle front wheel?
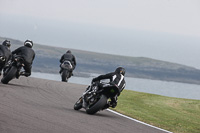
[74,97,83,110]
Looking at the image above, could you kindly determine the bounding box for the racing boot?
[109,97,118,108]
[16,71,20,79]
[71,71,74,76]
[110,101,117,108]
[20,71,31,77]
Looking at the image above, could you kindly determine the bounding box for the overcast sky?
[0,0,200,68]
[1,0,200,37]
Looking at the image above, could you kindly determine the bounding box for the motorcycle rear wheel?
[61,69,69,82]
[1,66,17,84]
[86,95,107,115]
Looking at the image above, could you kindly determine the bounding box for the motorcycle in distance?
[1,55,25,84]
[60,60,73,82]
[74,81,120,115]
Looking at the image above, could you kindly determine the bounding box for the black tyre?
[86,95,107,115]
[74,98,83,110]
[1,66,17,84]
[61,70,69,82]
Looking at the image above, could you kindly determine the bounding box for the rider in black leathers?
[0,40,12,76]
[11,40,35,77]
[91,67,126,108]
[59,50,76,77]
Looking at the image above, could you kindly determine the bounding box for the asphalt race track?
[0,76,169,133]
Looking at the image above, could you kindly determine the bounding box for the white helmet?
[24,40,33,48]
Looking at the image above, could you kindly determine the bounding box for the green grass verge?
[111,90,200,133]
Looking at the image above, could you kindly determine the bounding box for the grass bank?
[112,90,200,133]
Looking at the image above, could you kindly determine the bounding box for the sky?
[1,0,200,37]
[0,0,200,68]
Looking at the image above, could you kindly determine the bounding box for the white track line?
[107,109,173,133]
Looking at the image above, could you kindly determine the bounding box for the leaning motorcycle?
[74,82,120,115]
[60,60,73,82]
[1,55,25,84]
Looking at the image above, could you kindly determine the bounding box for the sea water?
[31,72,200,100]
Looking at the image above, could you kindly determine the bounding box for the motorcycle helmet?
[24,40,33,48]
[115,67,126,76]
[66,50,71,53]
[2,40,11,48]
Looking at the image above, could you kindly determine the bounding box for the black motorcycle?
[1,55,25,84]
[60,60,73,82]
[74,82,120,115]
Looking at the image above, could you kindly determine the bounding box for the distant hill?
[1,36,200,85]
